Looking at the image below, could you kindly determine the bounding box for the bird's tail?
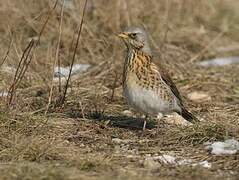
[179,107,199,123]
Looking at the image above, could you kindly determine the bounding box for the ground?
[0,0,239,179]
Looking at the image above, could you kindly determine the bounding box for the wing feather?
[151,62,183,104]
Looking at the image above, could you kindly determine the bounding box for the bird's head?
[118,27,152,55]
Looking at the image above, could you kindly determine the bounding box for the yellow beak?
[117,33,128,39]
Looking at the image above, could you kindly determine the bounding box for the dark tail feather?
[179,107,199,123]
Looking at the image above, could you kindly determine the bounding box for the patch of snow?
[178,159,211,168]
[152,154,176,164]
[0,91,8,97]
[60,0,94,12]
[54,64,91,78]
[0,65,16,74]
[205,139,239,155]
[177,159,193,165]
[144,154,211,169]
[197,56,239,67]
[196,161,212,168]
[60,0,74,9]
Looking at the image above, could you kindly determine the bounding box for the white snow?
[197,56,239,67]
[196,161,212,168]
[0,65,16,74]
[177,159,193,165]
[178,159,211,168]
[54,64,91,78]
[205,139,239,155]
[0,91,8,97]
[152,154,176,164]
[144,154,211,168]
[60,0,74,9]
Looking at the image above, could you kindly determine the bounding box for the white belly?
[123,83,181,116]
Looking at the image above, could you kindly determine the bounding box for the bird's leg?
[156,113,163,133]
[143,115,148,131]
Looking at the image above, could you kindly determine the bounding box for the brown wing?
[156,63,183,103]
[157,64,199,122]
[151,60,199,122]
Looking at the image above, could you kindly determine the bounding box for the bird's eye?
[130,33,137,39]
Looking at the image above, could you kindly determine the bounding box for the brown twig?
[110,72,118,102]
[7,40,35,106]
[14,54,34,89]
[36,0,59,46]
[56,0,65,93]
[79,101,86,119]
[7,0,59,107]
[10,41,33,89]
[0,32,13,67]
[45,55,57,115]
[45,0,65,114]
[60,0,88,105]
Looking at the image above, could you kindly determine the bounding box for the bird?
[118,26,198,131]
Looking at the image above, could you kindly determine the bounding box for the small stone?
[165,112,192,126]
[122,110,133,116]
[112,138,130,144]
[188,91,211,102]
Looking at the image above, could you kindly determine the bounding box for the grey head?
[118,27,152,56]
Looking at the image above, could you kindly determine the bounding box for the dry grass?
[0,0,239,179]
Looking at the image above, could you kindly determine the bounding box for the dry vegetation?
[0,0,239,179]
